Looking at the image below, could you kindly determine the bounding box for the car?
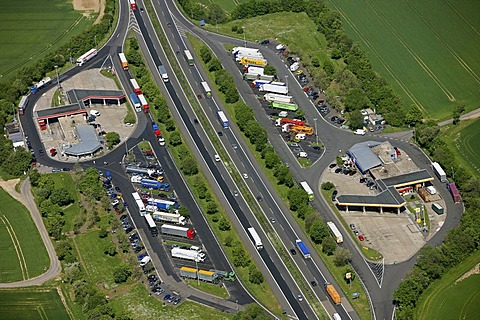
[217,131,223,136]
[51,168,62,173]
[233,190,239,197]
[89,110,100,117]
[336,118,345,124]
[358,234,365,241]
[329,163,337,168]
[256,195,263,202]
[354,129,366,136]
[193,119,199,124]
[243,173,248,179]
[260,39,270,45]
[312,146,321,151]
[158,137,165,146]
[290,248,297,255]
[163,294,171,301]
[330,116,338,122]
[173,297,181,305]
[140,7,144,12]
[331,190,338,201]
[38,149,44,156]
[349,223,356,230]
[115,186,121,192]
[297,294,303,301]
[62,167,71,171]
[148,274,158,281]
[334,168,342,173]
[354,230,360,236]
[269,217,276,223]
[359,178,367,183]
[232,143,238,149]
[111,199,120,206]
[311,280,317,287]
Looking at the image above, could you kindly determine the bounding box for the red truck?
[275,118,306,127]
[446,182,461,203]
[129,0,137,10]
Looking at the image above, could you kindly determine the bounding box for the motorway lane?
[133,6,313,318]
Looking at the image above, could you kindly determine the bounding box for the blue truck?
[296,239,311,259]
[105,171,112,180]
[141,179,170,190]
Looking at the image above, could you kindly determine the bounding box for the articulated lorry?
[240,57,267,66]
[140,179,170,190]
[179,267,219,283]
[264,93,293,103]
[152,211,186,225]
[432,162,447,182]
[76,49,97,66]
[275,118,305,127]
[327,221,343,243]
[171,247,205,262]
[161,224,195,239]
[31,77,52,94]
[295,239,311,259]
[260,84,289,95]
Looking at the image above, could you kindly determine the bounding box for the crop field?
[455,118,480,173]
[0,0,91,79]
[327,0,480,120]
[0,288,70,320]
[198,0,246,13]
[416,250,480,319]
[0,188,49,282]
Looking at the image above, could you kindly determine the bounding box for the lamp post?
[313,117,318,145]
[195,259,200,286]
[94,35,97,48]
[235,299,238,311]
[54,65,60,89]
[285,75,288,92]
[242,26,246,48]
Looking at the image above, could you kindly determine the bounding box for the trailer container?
[184,50,194,66]
[76,49,97,66]
[269,101,298,111]
[217,111,229,129]
[201,81,211,98]
[130,78,141,94]
[264,93,294,104]
[247,227,263,250]
[275,118,306,127]
[152,211,186,225]
[300,181,314,201]
[259,84,289,95]
[431,203,444,215]
[252,79,271,88]
[243,73,260,81]
[18,96,28,115]
[171,247,204,262]
[118,53,128,70]
[198,270,218,283]
[432,162,447,182]
[137,94,149,113]
[31,77,52,94]
[240,57,267,66]
[161,224,195,239]
[145,214,158,236]
[129,93,141,112]
[259,74,275,81]
[132,192,146,216]
[446,182,461,203]
[140,179,170,190]
[327,221,343,243]
[179,266,197,279]
[295,240,311,259]
[244,66,264,76]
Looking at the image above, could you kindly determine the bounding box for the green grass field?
[326,0,480,120]
[0,188,49,282]
[456,118,480,173]
[416,250,480,319]
[47,173,79,232]
[0,0,91,79]
[198,0,246,13]
[0,288,70,320]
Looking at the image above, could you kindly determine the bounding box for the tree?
[263,65,277,76]
[113,264,131,283]
[206,201,218,214]
[264,151,281,169]
[207,3,227,24]
[178,206,190,218]
[323,60,335,76]
[181,156,198,175]
[232,247,250,267]
[98,228,108,238]
[50,188,73,206]
[287,186,309,211]
[103,242,117,256]
[334,247,352,266]
[452,104,465,125]
[248,265,264,284]
[208,58,222,72]
[169,131,182,146]
[225,84,239,103]
[218,217,231,231]
[405,105,423,127]
[321,182,335,191]
[348,110,365,130]
[200,46,212,63]
[322,237,337,255]
[105,132,120,149]
[234,303,270,320]
[309,220,329,244]
[344,88,370,111]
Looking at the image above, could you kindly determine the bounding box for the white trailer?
[432,162,446,182]
[327,221,343,244]
[152,211,186,225]
[171,247,205,262]
[259,84,289,95]
[76,48,98,66]
[245,66,264,76]
[132,192,146,216]
[264,93,294,104]
[247,227,263,250]
[231,47,261,56]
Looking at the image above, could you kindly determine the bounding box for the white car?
[276,44,285,50]
[111,199,119,207]
[298,152,308,158]
[158,137,165,146]
[90,110,100,117]
[243,173,248,179]
[354,129,366,136]
[290,62,300,72]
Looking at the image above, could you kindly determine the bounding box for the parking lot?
[323,163,436,264]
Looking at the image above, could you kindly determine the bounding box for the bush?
[113,264,131,283]
[321,182,335,191]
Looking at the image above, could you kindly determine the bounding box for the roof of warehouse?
[64,125,102,156]
[377,170,433,190]
[66,89,124,103]
[336,186,406,208]
[36,104,84,118]
[347,141,383,172]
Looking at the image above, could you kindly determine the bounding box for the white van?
[214,154,221,162]
[333,313,342,320]
[295,133,306,140]
[298,152,308,158]
[90,109,100,117]
[278,111,288,118]
[190,246,202,252]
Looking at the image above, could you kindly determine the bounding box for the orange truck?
[325,282,341,305]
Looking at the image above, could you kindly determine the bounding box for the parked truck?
[126,166,161,176]
[158,65,169,82]
[152,211,186,225]
[252,79,271,88]
[231,47,262,59]
[446,182,461,203]
[171,247,204,262]
[244,65,264,76]
[179,266,197,279]
[31,77,52,94]
[275,118,306,127]
[147,198,178,209]
[161,224,195,239]
[295,239,311,259]
[432,162,447,182]
[76,48,98,66]
[264,93,293,103]
[119,53,128,70]
[327,221,343,243]
[140,179,170,190]
[260,84,289,95]
[198,270,218,283]
[325,282,341,305]
[240,57,267,66]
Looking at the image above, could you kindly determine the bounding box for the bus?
[300,181,314,201]
[130,78,141,94]
[145,214,158,236]
[327,221,343,244]
[132,192,146,216]
[217,110,229,129]
[247,227,263,251]
[184,50,194,66]
[18,96,28,115]
[201,81,211,98]
[129,93,141,112]
[270,101,299,112]
[118,52,128,70]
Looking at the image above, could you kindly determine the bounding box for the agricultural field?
[327,0,480,120]
[0,0,91,79]
[455,118,480,173]
[198,0,246,13]
[416,250,480,320]
[0,188,49,283]
[0,288,71,320]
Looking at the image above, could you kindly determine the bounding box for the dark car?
[256,195,263,202]
[329,163,337,168]
[311,280,317,287]
[193,119,199,125]
[217,131,223,136]
[332,190,338,201]
[38,149,44,156]
[260,39,270,45]
[334,168,342,173]
[62,167,71,171]
[290,248,297,255]
[330,116,339,122]
[359,178,367,183]
[163,294,171,301]
[312,146,321,151]
[115,186,121,192]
